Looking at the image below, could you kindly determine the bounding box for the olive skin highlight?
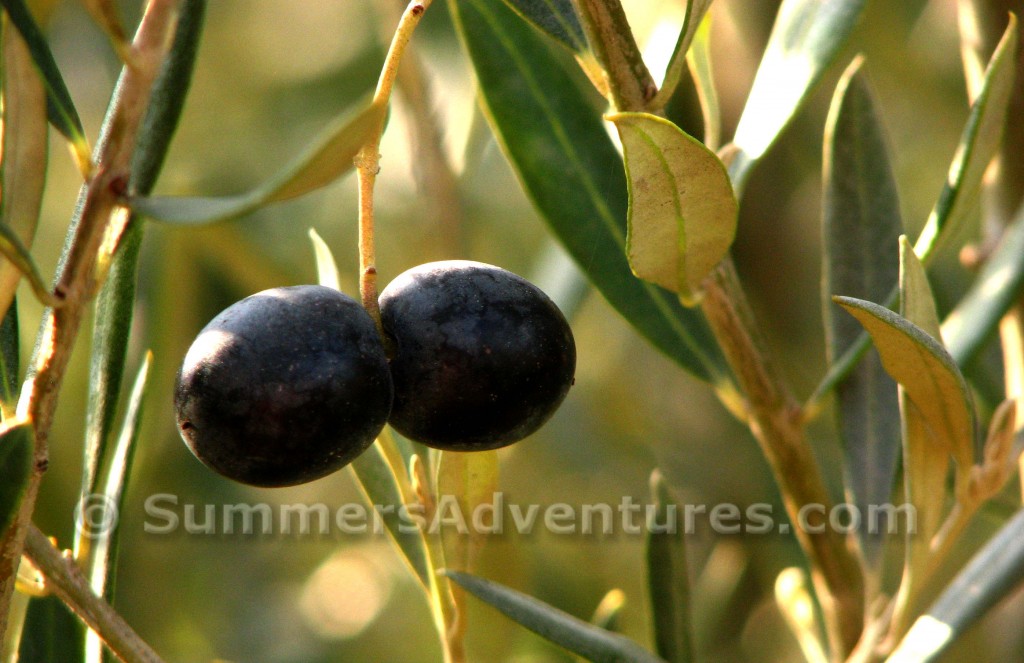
[175,285,393,487]
[379,260,576,451]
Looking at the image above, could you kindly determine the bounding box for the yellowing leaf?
[899,236,941,339]
[609,112,737,306]
[835,296,976,471]
[436,449,498,575]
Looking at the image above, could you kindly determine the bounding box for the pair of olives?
[174,261,576,487]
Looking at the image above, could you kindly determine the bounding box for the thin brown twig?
[22,524,163,663]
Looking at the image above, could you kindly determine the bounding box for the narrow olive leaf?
[348,435,432,591]
[888,507,1024,663]
[590,589,626,632]
[646,470,693,663]
[130,101,386,225]
[82,354,150,663]
[309,228,341,291]
[729,0,867,192]
[0,222,58,307]
[914,14,1018,260]
[129,0,207,194]
[436,448,498,657]
[686,15,720,150]
[0,0,91,173]
[943,206,1024,366]
[435,449,498,575]
[900,397,950,549]
[81,0,207,516]
[899,236,941,339]
[821,60,902,568]
[809,16,1017,401]
[774,568,828,663]
[0,421,32,538]
[835,296,976,472]
[0,19,48,320]
[502,0,586,52]
[16,595,84,663]
[651,0,714,110]
[84,353,151,599]
[444,570,668,663]
[450,0,732,386]
[0,302,19,408]
[897,236,954,601]
[609,112,737,306]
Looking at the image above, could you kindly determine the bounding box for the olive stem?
[356,0,432,333]
[23,524,164,663]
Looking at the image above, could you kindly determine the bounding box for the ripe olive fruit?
[175,285,392,487]
[379,260,576,451]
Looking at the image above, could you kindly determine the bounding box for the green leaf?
[914,14,1018,260]
[0,301,19,407]
[652,0,714,110]
[646,471,693,663]
[309,228,340,291]
[808,17,1018,404]
[451,0,732,386]
[17,595,84,663]
[729,0,867,192]
[0,421,31,538]
[445,570,667,663]
[82,354,151,663]
[0,0,90,173]
[130,101,386,225]
[608,112,737,306]
[0,17,49,319]
[348,431,432,591]
[834,296,976,471]
[81,0,206,523]
[821,59,902,567]
[129,0,208,194]
[685,14,720,150]
[502,0,586,52]
[0,221,55,307]
[889,507,1024,663]
[943,205,1024,367]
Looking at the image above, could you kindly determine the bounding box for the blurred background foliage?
[21,0,1023,661]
